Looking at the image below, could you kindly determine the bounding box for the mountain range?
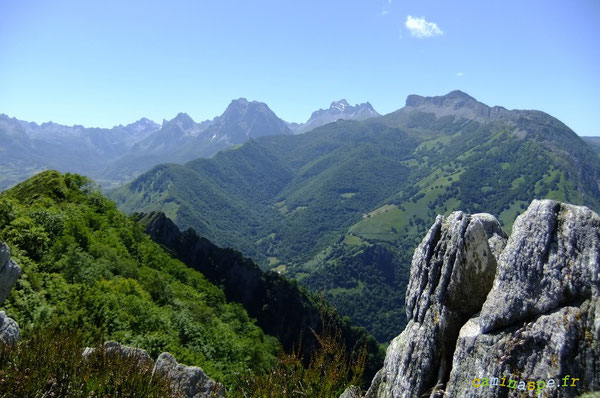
[110,90,600,342]
[291,100,380,134]
[0,98,377,190]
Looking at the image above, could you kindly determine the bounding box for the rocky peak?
[404,90,512,122]
[217,98,292,138]
[223,97,250,115]
[330,99,351,112]
[366,200,600,397]
[167,112,196,130]
[294,99,380,134]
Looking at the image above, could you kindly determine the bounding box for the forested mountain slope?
[110,90,600,342]
[136,211,384,381]
[0,171,280,386]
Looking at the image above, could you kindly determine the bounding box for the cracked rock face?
[447,200,600,397]
[367,200,600,398]
[479,200,600,332]
[367,212,507,398]
[154,352,225,398]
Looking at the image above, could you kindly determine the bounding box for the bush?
[231,321,367,398]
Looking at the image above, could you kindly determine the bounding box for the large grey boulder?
[446,200,600,397]
[367,200,600,398]
[0,310,19,345]
[366,212,507,397]
[154,352,224,398]
[0,241,20,304]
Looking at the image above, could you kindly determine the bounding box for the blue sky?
[1,0,599,136]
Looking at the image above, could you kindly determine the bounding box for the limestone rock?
[340,385,362,398]
[0,241,20,304]
[367,200,600,398]
[0,310,19,345]
[0,240,21,346]
[103,341,154,367]
[446,200,600,397]
[154,352,224,398]
[479,200,600,332]
[81,346,96,359]
[367,212,506,397]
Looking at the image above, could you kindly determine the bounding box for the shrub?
[231,321,367,398]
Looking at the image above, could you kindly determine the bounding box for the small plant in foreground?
[231,321,367,398]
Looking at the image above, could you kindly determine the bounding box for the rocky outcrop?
[81,342,224,398]
[104,341,154,366]
[367,200,600,397]
[0,241,20,304]
[366,212,507,397]
[154,352,225,398]
[0,311,19,345]
[0,240,20,345]
[446,200,600,397]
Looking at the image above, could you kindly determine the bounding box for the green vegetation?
[136,211,385,383]
[0,171,280,387]
[0,327,176,397]
[110,107,600,343]
[231,322,366,398]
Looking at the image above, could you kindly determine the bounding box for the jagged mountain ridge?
[110,90,600,342]
[0,99,292,190]
[293,99,380,134]
[0,114,160,189]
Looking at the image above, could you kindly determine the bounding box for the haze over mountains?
[0,98,378,191]
[111,90,600,342]
[2,89,600,342]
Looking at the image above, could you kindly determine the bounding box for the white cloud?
[456,72,463,77]
[381,10,389,16]
[405,15,443,38]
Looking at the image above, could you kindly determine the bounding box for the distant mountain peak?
[330,99,351,111]
[163,112,195,130]
[293,99,380,134]
[404,90,511,122]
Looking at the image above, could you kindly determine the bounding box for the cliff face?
[367,200,600,397]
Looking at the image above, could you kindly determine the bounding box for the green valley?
[110,91,600,342]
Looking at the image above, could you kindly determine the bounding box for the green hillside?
[0,171,280,387]
[110,91,600,342]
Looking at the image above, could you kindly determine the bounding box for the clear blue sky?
[1,0,599,135]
